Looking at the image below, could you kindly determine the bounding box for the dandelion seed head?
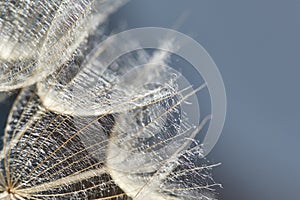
[0,1,221,199]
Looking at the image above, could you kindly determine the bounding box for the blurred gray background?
[110,0,299,200]
[1,0,299,199]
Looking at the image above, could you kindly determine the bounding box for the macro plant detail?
[0,0,126,91]
[0,1,222,200]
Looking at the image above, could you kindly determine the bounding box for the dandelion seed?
[0,0,127,91]
[105,85,220,200]
[0,80,219,199]
[0,86,130,199]
[36,35,177,116]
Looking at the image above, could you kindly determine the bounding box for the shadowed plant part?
[0,0,127,91]
[0,92,9,103]
[0,86,130,199]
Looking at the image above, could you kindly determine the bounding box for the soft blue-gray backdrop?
[109,1,300,200]
[1,1,299,199]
